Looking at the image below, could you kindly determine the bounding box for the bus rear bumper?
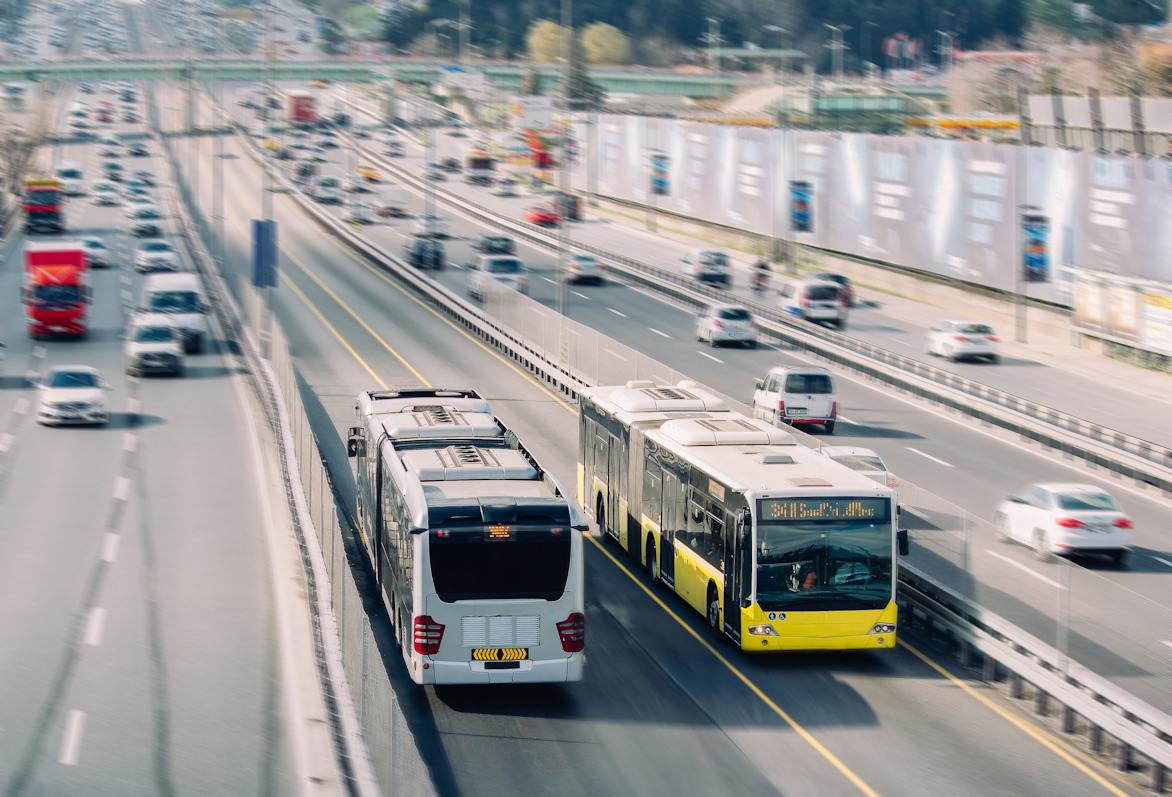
[429,653,584,684]
[741,633,897,652]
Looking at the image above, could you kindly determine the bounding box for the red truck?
[24,241,91,339]
[22,178,66,235]
[287,90,316,127]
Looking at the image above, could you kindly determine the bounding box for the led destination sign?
[760,498,889,522]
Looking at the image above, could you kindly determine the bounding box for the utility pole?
[825,24,851,82]
[706,17,722,72]
[556,0,572,317]
[459,0,470,65]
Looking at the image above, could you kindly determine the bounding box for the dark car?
[103,161,123,181]
[132,170,155,186]
[474,234,516,256]
[404,238,445,271]
[128,141,149,157]
[439,156,461,172]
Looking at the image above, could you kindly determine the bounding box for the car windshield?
[817,273,847,285]
[136,208,158,217]
[717,308,751,321]
[148,291,199,312]
[94,184,114,191]
[134,326,173,342]
[833,455,887,472]
[47,371,98,388]
[84,239,104,249]
[482,238,512,252]
[488,258,523,274]
[319,178,339,187]
[957,323,995,335]
[784,373,834,394]
[807,285,839,301]
[755,511,893,611]
[32,284,81,304]
[142,242,171,252]
[58,169,82,179]
[699,251,728,266]
[1056,491,1120,512]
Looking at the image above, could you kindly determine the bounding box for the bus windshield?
[755,517,892,611]
[429,526,570,602]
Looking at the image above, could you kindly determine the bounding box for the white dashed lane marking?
[58,710,86,766]
[907,447,954,468]
[698,351,724,364]
[83,607,106,647]
[648,328,671,339]
[607,308,627,317]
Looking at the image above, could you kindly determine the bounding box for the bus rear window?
[429,527,571,601]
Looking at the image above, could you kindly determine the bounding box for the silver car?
[695,303,758,348]
[35,365,110,426]
[926,320,1001,363]
[560,253,606,284]
[124,315,186,376]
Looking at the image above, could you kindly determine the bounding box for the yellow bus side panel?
[739,602,899,651]
[576,463,585,510]
[673,543,721,617]
[617,498,629,550]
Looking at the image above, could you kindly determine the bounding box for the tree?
[567,31,606,109]
[581,22,630,63]
[526,19,564,62]
[999,0,1026,46]
[343,4,381,39]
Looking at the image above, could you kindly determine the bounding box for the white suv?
[752,365,838,434]
[466,255,528,301]
[134,240,179,273]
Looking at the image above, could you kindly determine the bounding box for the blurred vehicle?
[134,240,179,273]
[820,446,896,489]
[994,483,1133,565]
[681,249,730,286]
[439,156,461,172]
[24,241,90,339]
[81,236,110,268]
[548,190,582,221]
[306,146,328,163]
[404,237,445,270]
[122,110,139,123]
[125,193,153,206]
[125,141,148,157]
[54,162,85,195]
[79,82,95,94]
[560,253,606,285]
[22,178,67,234]
[753,365,838,433]
[287,89,316,126]
[926,320,1001,363]
[35,365,109,426]
[473,234,515,256]
[310,79,328,87]
[411,214,449,238]
[423,167,445,182]
[357,164,380,182]
[383,140,404,157]
[132,169,155,186]
[126,205,163,237]
[274,146,295,161]
[465,150,495,185]
[138,272,210,353]
[91,181,120,205]
[373,186,407,217]
[778,279,848,330]
[466,255,529,300]
[124,315,185,377]
[98,139,121,157]
[695,303,758,348]
[344,176,372,194]
[346,202,372,223]
[309,176,341,204]
[524,203,559,227]
[491,180,518,198]
[811,272,856,307]
[102,161,123,181]
[293,160,319,184]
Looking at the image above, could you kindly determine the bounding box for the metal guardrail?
[334,127,1172,498]
[221,104,1172,787]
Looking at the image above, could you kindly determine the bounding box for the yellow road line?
[900,641,1140,797]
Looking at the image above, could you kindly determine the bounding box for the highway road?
[208,78,1172,688]
[149,73,1160,796]
[0,43,296,793]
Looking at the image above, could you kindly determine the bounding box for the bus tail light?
[413,616,445,655]
[557,613,585,652]
[1055,518,1083,528]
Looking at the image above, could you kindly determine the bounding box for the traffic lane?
[198,141,1136,797]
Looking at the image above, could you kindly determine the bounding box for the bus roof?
[583,381,890,499]
[357,388,584,530]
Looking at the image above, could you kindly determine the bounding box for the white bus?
[349,388,587,684]
[578,381,907,652]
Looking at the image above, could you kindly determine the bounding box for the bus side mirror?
[897,529,909,557]
[347,427,362,457]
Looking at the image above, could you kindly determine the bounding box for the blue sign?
[1022,214,1050,283]
[252,219,278,288]
[790,180,813,233]
[650,152,670,196]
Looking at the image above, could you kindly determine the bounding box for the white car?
[820,446,899,498]
[35,365,110,426]
[310,176,341,203]
[926,320,1001,363]
[124,314,186,377]
[81,237,110,268]
[994,483,1132,565]
[346,202,372,223]
[560,253,605,284]
[466,254,528,300]
[492,180,518,197]
[411,214,449,238]
[91,181,120,205]
[682,249,731,286]
[98,140,122,157]
[695,303,758,348]
[134,240,179,273]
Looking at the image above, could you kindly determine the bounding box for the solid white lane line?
[1155,557,1172,568]
[603,349,629,362]
[607,307,627,317]
[648,328,671,339]
[907,447,954,468]
[0,433,12,453]
[540,276,555,283]
[83,607,106,647]
[698,351,724,364]
[14,399,29,415]
[58,710,86,766]
[572,291,590,300]
[122,433,137,452]
[837,415,858,424]
[985,550,1065,589]
[113,476,131,502]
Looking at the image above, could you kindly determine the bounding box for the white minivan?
[752,365,838,434]
[682,249,731,286]
[778,279,848,329]
[138,272,210,353]
[54,161,85,195]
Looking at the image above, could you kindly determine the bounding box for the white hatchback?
[993,483,1132,565]
[926,320,1001,363]
[695,303,758,348]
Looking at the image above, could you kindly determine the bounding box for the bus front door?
[608,436,622,548]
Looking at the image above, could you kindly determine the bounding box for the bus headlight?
[748,625,778,636]
[869,624,896,634]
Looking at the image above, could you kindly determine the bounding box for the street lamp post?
[556,0,572,317]
[825,24,851,82]
[427,18,457,58]
[705,17,722,73]
[863,21,877,79]
[764,25,787,83]
[459,0,471,65]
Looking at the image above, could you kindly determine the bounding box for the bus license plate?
[472,648,528,661]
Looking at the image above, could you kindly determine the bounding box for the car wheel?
[824,420,836,434]
[1033,530,1055,562]
[696,328,704,342]
[747,340,758,349]
[988,354,1000,364]
[1110,548,1129,568]
[709,335,719,348]
[994,513,1012,542]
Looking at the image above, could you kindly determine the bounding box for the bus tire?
[707,584,721,633]
[646,538,658,584]
[596,497,612,543]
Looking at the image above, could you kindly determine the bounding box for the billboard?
[509,96,554,133]
[790,181,813,232]
[1021,213,1050,283]
[650,151,670,196]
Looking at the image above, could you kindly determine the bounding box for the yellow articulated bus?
[578,381,908,652]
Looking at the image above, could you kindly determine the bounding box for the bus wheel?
[707,585,721,632]
[646,539,658,583]
[596,497,611,543]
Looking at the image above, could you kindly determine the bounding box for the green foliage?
[342,3,381,39]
